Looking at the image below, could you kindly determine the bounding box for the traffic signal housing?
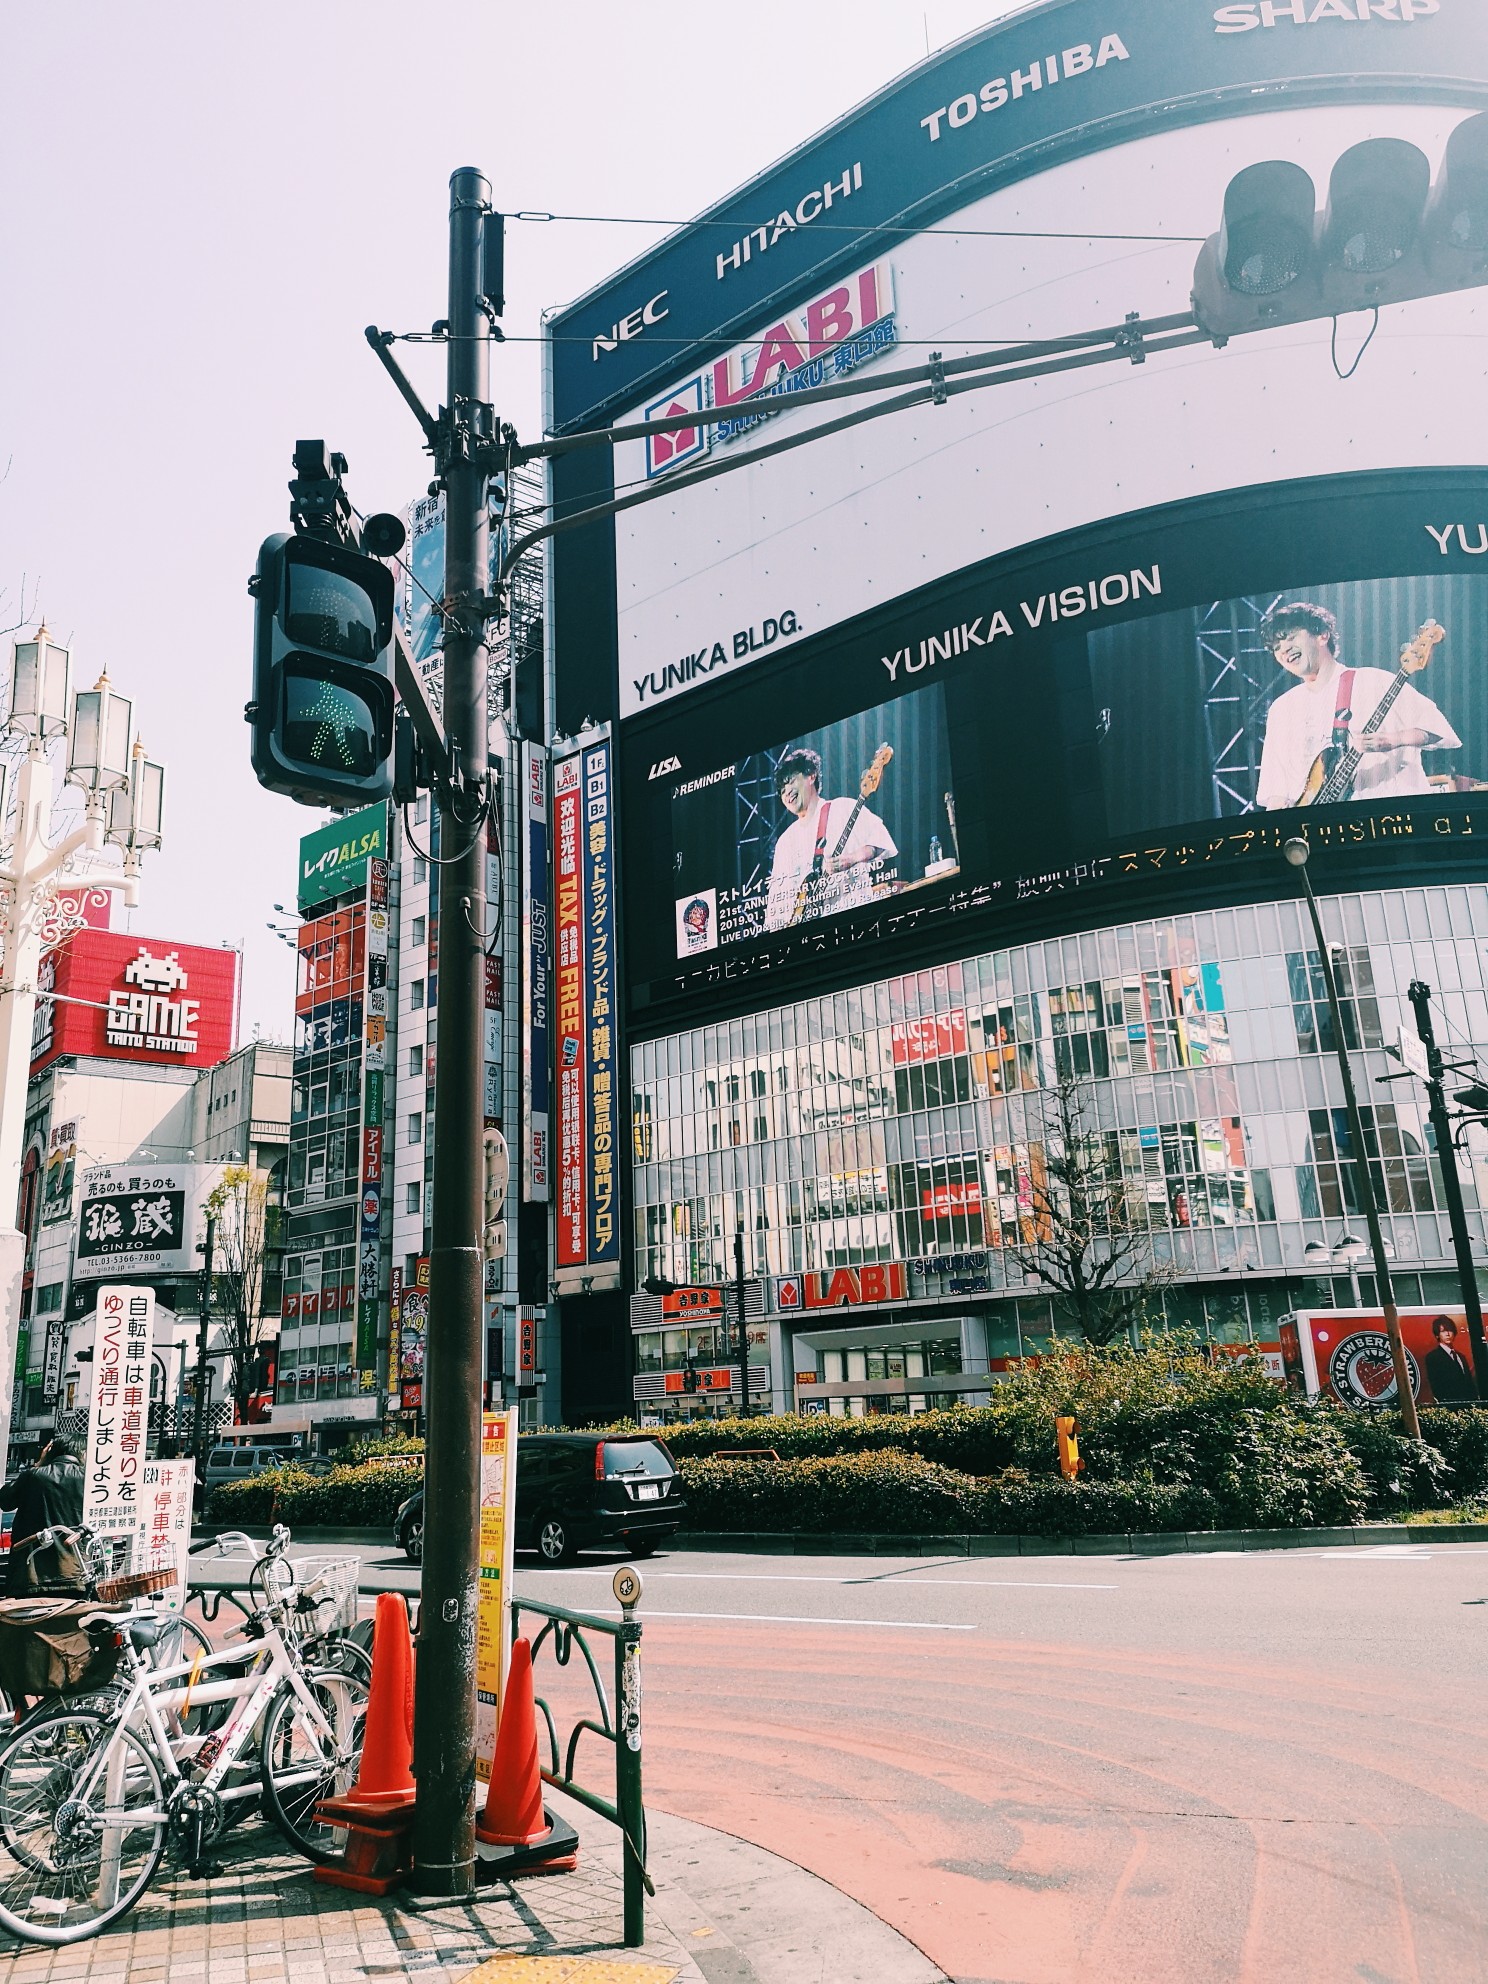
[1193,114,1488,339]
[248,533,397,807]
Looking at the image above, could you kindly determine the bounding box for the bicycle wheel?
[259,1668,368,1863]
[0,1710,166,1946]
[307,1633,373,1690]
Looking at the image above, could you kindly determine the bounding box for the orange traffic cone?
[348,1590,416,1803]
[476,1636,546,1845]
[315,1593,417,1894]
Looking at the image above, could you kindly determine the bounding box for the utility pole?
[412,166,494,1899]
[1284,840,1420,1437]
[191,1212,216,1472]
[733,1227,749,1419]
[1407,981,1487,1399]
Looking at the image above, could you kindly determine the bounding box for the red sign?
[663,1367,734,1394]
[921,1181,982,1220]
[32,930,238,1074]
[519,1313,536,1375]
[661,1287,724,1321]
[1296,1309,1478,1410]
[553,762,585,1268]
[782,1264,908,1310]
[362,1126,383,1185]
[891,1011,967,1067]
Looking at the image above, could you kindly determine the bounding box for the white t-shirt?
[764,798,896,930]
[1256,666,1460,810]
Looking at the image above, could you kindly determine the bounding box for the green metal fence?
[511,1565,651,1946]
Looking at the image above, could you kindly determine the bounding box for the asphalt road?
[202,1537,1488,1984]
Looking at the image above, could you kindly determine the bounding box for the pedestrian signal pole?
[409,166,499,1898]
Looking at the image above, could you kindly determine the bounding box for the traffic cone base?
[314,1789,416,1895]
[474,1805,580,1883]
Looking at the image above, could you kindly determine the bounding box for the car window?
[231,1451,255,1470]
[600,1440,674,1479]
[208,1447,234,1469]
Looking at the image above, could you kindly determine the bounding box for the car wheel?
[405,1520,423,1564]
[536,1513,574,1565]
[629,1541,659,1558]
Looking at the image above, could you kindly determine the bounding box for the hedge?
[208,1458,421,1527]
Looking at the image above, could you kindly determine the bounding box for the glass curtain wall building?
[630,884,1488,1413]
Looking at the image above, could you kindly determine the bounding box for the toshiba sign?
[31,931,238,1074]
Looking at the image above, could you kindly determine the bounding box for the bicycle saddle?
[83,1610,172,1649]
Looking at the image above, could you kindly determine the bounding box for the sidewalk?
[2,1793,944,1984]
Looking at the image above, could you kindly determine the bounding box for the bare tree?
[1007,1074,1172,1348]
[204,1166,277,1425]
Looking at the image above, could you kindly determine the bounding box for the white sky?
[0,1,1024,1041]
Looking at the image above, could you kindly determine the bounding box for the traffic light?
[1055,1415,1084,1481]
[1192,114,1488,339]
[247,532,397,807]
[1455,1084,1488,1114]
[483,1127,509,1262]
[682,1363,700,1395]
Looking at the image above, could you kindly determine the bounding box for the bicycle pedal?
[187,1856,225,1880]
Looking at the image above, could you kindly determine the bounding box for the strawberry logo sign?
[1328,1332,1420,1409]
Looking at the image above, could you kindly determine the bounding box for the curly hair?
[1259,600,1339,656]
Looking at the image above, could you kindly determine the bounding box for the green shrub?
[678,1449,983,1534]
[206,1459,421,1528]
[206,1466,311,1524]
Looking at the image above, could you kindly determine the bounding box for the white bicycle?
[0,1536,368,1945]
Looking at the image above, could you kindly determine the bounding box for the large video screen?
[621,472,1488,1006]
[671,684,956,959]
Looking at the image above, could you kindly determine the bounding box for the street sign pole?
[1407,980,1488,1399]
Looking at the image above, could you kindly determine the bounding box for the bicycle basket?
[288,1556,359,1637]
[0,1599,119,1697]
[94,1567,178,1605]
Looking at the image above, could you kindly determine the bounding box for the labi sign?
[298,803,387,912]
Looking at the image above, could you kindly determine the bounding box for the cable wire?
[507,209,1206,244]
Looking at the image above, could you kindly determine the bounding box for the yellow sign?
[475,1407,519,1782]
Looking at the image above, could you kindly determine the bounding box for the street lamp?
[0,629,166,1477]
[1302,1232,1394,1307]
[1284,837,1420,1437]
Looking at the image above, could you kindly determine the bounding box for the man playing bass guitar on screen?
[1255,600,1459,810]
[764,745,897,930]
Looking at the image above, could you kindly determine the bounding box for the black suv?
[393,1433,684,1564]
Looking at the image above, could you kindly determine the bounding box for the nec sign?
[593,290,669,362]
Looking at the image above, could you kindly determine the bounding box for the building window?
[1287,947,1382,1055]
[410,916,426,948]
[406,1182,421,1215]
[407,1114,423,1146]
[409,1044,423,1078]
[415,795,429,825]
[410,980,425,1011]
[414,855,427,884]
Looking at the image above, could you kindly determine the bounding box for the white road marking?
[538,1569,1115,1591]
[640,1609,975,1630]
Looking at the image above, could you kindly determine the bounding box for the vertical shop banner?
[85,1285,155,1541]
[523,742,551,1202]
[474,1407,519,1782]
[399,1256,430,1413]
[580,739,619,1269]
[553,753,585,1264]
[358,858,390,1381]
[387,1265,403,1412]
[139,1459,194,1608]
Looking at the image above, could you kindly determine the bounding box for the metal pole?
[614,1608,645,1946]
[1287,846,1420,1437]
[1408,980,1487,1399]
[412,166,492,1898]
[191,1213,215,1474]
[733,1227,748,1420]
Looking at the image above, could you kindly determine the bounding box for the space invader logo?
[644,376,709,479]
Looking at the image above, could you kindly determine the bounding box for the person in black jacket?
[1424,1316,1479,1406]
[1,1439,84,1596]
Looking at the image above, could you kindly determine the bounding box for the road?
[226,1537,1488,1984]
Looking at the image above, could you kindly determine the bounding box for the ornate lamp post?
[0,627,165,1473]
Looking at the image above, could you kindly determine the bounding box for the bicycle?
[0,1538,368,1945]
[191,1530,372,1689]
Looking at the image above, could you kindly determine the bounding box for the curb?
[667,1522,1484,1555]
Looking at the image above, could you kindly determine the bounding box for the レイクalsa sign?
[31,930,238,1074]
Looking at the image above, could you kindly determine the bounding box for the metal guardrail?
[512,1566,650,1947]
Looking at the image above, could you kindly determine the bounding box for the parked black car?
[393,1433,684,1564]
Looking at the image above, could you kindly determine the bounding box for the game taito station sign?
[297,802,387,912]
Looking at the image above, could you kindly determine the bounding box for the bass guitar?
[792,744,893,923]
[1295,619,1445,806]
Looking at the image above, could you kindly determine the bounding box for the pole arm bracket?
[364,327,441,447]
[392,622,453,791]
